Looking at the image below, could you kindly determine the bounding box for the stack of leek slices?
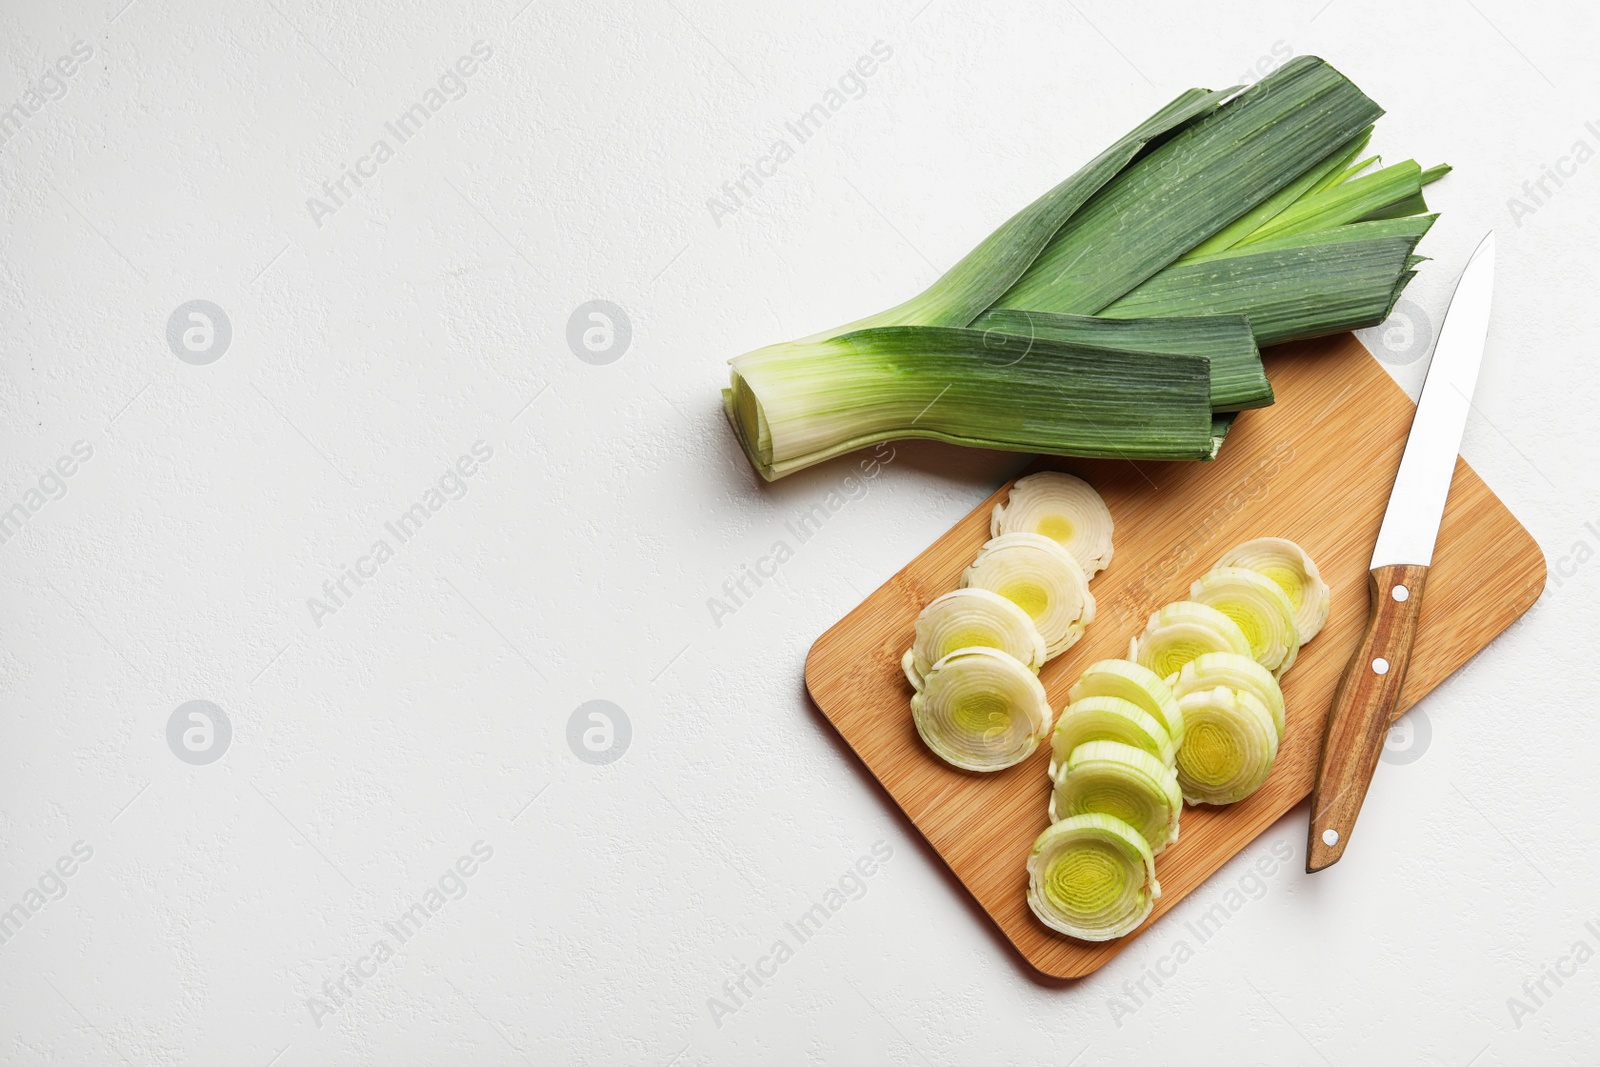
[1027,537,1330,941]
[905,472,1108,772]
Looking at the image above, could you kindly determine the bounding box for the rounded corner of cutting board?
[803,620,848,708]
[1022,947,1105,981]
[1518,538,1549,611]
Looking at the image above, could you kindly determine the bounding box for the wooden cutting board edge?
[802,335,1547,981]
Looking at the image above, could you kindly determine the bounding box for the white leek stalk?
[1027,813,1160,941]
[910,647,1052,772]
[1050,696,1175,778]
[1172,652,1286,740]
[1129,601,1250,680]
[1173,686,1279,805]
[962,533,1095,659]
[901,588,1047,690]
[1067,659,1185,749]
[1049,741,1182,854]
[1215,538,1331,643]
[1189,566,1300,673]
[990,471,1115,578]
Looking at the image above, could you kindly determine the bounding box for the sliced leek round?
[1067,659,1185,749]
[1172,652,1286,739]
[1049,741,1182,854]
[901,588,1047,690]
[961,533,1095,659]
[910,646,1052,772]
[1129,601,1250,680]
[990,471,1115,578]
[1173,686,1279,805]
[1027,812,1160,941]
[1189,566,1299,673]
[1215,538,1331,644]
[1049,696,1174,778]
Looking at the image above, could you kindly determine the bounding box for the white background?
[2,0,1596,1063]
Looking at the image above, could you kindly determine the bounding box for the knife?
[1306,231,1496,873]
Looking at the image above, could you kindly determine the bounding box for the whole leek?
[723,57,1447,480]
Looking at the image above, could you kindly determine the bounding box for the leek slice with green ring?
[902,588,1047,690]
[1171,652,1286,739]
[910,646,1052,772]
[1214,537,1331,643]
[1174,686,1279,805]
[1129,601,1250,680]
[989,471,1115,578]
[1067,659,1184,749]
[1049,696,1175,778]
[1049,741,1182,854]
[1027,813,1161,941]
[962,533,1095,659]
[1189,566,1299,673]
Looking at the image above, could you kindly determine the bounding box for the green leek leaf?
[996,56,1384,315]
[968,309,1272,411]
[1100,221,1434,345]
[1177,126,1373,263]
[1240,160,1423,246]
[818,87,1237,336]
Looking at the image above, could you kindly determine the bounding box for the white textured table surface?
[2,0,1596,1063]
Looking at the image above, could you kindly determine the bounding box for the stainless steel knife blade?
[1369,232,1497,568]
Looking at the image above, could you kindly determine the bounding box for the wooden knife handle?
[1306,563,1429,872]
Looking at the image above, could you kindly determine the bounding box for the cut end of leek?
[1050,695,1175,779]
[1067,659,1185,749]
[903,587,1047,690]
[961,533,1095,659]
[1049,741,1182,854]
[1174,686,1279,805]
[1215,538,1331,643]
[1189,566,1299,672]
[991,471,1115,578]
[1028,813,1160,941]
[910,646,1052,772]
[1130,601,1251,680]
[1172,652,1286,740]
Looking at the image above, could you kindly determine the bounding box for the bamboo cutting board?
[804,331,1546,979]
